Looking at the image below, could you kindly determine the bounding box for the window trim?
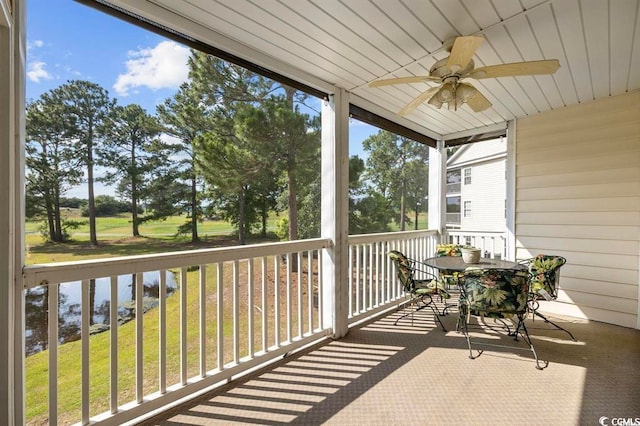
[463,200,472,218]
[463,167,471,185]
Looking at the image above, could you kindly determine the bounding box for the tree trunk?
[130,273,136,319]
[261,200,268,238]
[53,186,63,242]
[191,176,199,243]
[89,278,96,326]
[131,190,140,237]
[44,191,57,242]
[400,181,406,231]
[131,145,140,237]
[238,186,246,245]
[87,131,98,246]
[414,205,419,230]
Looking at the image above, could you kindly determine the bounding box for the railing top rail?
[446,230,506,237]
[23,237,332,288]
[348,229,439,245]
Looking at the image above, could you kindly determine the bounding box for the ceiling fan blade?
[468,59,560,79]
[447,36,484,72]
[465,88,492,112]
[398,86,440,116]
[369,75,440,87]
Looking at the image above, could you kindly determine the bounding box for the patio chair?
[435,243,464,312]
[435,243,464,284]
[519,255,575,341]
[389,250,450,331]
[457,268,547,369]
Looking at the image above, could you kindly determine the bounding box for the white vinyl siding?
[459,159,506,232]
[447,138,507,232]
[515,91,640,329]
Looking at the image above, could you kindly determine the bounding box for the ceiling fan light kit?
[369,35,560,115]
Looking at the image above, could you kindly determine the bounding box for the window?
[464,201,472,218]
[446,196,461,225]
[463,168,471,184]
[446,169,461,194]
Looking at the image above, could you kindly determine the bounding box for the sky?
[26,0,379,198]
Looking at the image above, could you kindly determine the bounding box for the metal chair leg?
[394,295,447,331]
[516,316,549,370]
[460,311,548,369]
[533,310,577,341]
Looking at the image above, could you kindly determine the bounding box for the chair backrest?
[436,244,463,257]
[460,268,531,316]
[435,244,463,283]
[525,255,567,299]
[389,250,414,293]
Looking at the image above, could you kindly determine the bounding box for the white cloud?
[27,61,53,83]
[114,40,190,96]
[27,40,44,51]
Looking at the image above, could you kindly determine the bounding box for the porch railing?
[445,230,507,259]
[22,230,438,425]
[347,230,439,324]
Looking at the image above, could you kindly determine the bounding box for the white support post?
[428,140,447,242]
[505,120,517,261]
[321,89,349,338]
[0,0,25,424]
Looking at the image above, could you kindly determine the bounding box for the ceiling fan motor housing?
[430,57,475,80]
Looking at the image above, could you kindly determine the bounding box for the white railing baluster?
[247,258,254,358]
[274,256,280,346]
[391,240,397,300]
[82,279,90,424]
[217,262,224,371]
[375,243,380,307]
[261,257,267,352]
[180,268,187,385]
[317,250,323,329]
[297,252,303,338]
[110,276,118,412]
[361,244,367,312]
[307,251,313,334]
[48,284,59,426]
[348,245,353,317]
[383,241,388,303]
[355,244,360,314]
[233,260,239,365]
[159,271,166,394]
[368,243,373,310]
[285,253,292,343]
[199,265,207,377]
[136,273,144,404]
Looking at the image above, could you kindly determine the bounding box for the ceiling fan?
[369,35,560,115]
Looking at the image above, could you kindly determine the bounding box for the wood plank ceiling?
[100,0,639,140]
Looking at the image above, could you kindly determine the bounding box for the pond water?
[25,270,178,356]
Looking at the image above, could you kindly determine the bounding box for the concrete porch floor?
[137,305,640,425]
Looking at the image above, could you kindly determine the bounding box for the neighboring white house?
[445,138,506,232]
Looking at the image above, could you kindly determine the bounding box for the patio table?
[423,256,525,272]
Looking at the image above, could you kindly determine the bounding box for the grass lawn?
[25,213,283,264]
